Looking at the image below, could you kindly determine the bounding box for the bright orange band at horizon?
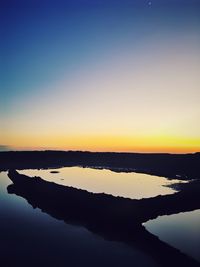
[5,134,200,153]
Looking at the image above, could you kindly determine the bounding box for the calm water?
[1,168,198,266]
[0,171,158,267]
[144,210,200,262]
[20,167,184,199]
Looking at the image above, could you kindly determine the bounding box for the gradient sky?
[0,0,200,152]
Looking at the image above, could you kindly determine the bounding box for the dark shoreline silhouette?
[7,169,200,267]
[1,151,200,180]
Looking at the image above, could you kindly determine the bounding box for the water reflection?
[0,171,159,267]
[20,167,184,199]
[143,210,200,262]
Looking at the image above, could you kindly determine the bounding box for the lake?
[0,171,158,267]
[1,167,199,266]
[144,209,200,262]
[20,166,184,199]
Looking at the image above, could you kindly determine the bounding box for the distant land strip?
[0,151,200,180]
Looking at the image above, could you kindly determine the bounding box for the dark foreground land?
[0,150,200,179]
[1,151,200,266]
[7,169,200,267]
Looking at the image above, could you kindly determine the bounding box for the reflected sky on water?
[0,171,158,267]
[144,210,200,262]
[20,167,184,199]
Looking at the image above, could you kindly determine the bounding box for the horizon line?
[0,149,200,155]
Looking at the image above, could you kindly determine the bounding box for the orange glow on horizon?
[5,134,200,154]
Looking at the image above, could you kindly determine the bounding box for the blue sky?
[0,0,200,152]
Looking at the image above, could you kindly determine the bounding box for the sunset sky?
[1,0,200,153]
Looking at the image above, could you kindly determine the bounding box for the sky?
[0,0,200,153]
